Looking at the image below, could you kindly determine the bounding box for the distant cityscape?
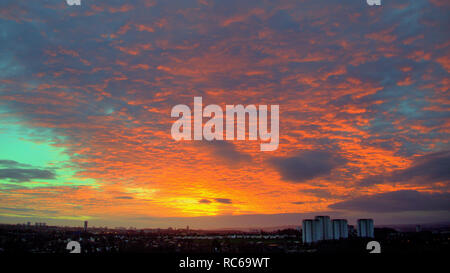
[1,215,449,254]
[302,216,374,244]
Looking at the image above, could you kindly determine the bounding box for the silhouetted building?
[357,219,374,238]
[302,216,334,243]
[84,221,88,232]
[315,216,332,240]
[332,219,348,239]
[348,225,356,236]
[302,219,315,244]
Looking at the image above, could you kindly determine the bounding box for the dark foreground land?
[0,224,449,254]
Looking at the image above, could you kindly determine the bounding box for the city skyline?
[1,212,446,231]
[0,0,449,229]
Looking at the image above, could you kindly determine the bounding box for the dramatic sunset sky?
[0,0,449,229]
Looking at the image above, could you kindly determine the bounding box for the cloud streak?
[0,159,56,182]
[360,151,450,186]
[329,190,450,213]
[269,150,347,183]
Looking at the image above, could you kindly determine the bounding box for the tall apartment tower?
[332,219,348,240]
[302,219,315,244]
[314,216,332,240]
[357,219,374,238]
[84,220,88,232]
[302,216,334,244]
